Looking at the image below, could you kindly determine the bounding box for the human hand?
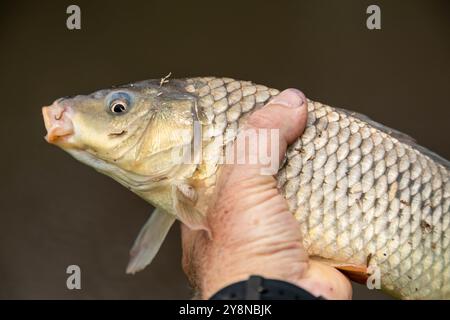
[181,89,352,300]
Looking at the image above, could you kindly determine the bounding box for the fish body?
[42,77,449,299]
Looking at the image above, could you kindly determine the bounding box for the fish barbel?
[42,77,449,299]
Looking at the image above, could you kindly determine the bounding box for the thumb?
[208,88,309,232]
[226,88,308,178]
[249,88,308,150]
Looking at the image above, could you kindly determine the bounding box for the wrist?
[198,243,310,299]
[199,260,307,299]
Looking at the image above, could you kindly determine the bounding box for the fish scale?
[183,77,450,299]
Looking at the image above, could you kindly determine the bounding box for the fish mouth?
[42,102,75,144]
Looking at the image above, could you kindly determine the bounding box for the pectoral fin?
[126,208,176,274]
[173,183,211,238]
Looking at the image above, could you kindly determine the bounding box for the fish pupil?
[112,103,126,113]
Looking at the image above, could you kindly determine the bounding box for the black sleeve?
[209,275,324,300]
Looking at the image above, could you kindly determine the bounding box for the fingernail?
[267,88,305,108]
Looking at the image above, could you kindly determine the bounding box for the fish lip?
[42,105,74,144]
[42,106,52,134]
[44,131,72,143]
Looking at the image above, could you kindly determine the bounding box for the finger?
[208,89,309,233]
[222,88,308,180]
[296,261,353,300]
[181,223,199,271]
[180,223,193,278]
[180,223,208,282]
[248,88,308,152]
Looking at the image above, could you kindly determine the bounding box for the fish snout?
[42,102,74,144]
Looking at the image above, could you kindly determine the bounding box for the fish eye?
[107,92,132,115]
[110,100,128,114]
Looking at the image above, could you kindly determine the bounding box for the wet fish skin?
[42,77,450,299]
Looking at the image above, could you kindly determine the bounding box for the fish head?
[42,80,200,188]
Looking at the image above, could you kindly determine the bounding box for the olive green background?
[0,0,448,299]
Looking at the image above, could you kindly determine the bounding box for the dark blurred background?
[0,0,448,299]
